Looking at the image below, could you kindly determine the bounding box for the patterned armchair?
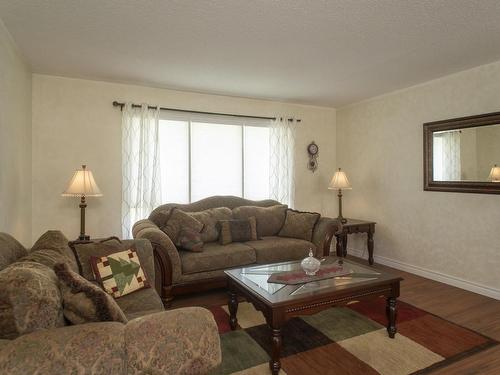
[0,231,221,374]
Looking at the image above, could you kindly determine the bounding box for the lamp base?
[78,234,90,241]
[338,217,348,224]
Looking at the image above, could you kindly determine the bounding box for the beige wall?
[0,20,32,246]
[337,61,500,295]
[32,75,336,241]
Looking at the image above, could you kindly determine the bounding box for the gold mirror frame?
[423,111,500,194]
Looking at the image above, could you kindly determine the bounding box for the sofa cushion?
[278,209,320,241]
[233,205,287,237]
[219,217,258,245]
[54,262,128,325]
[0,262,65,340]
[179,242,256,274]
[115,288,164,320]
[70,238,155,285]
[0,322,126,375]
[0,233,27,271]
[23,230,78,272]
[188,207,233,242]
[162,208,203,245]
[245,236,316,264]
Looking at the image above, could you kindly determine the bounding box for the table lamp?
[328,168,351,224]
[488,164,500,182]
[62,165,102,240]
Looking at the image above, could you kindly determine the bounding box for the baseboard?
[348,247,500,300]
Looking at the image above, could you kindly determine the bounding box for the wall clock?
[307,141,319,172]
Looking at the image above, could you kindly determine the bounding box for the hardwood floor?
[170,255,500,373]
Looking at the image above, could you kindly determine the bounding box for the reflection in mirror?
[432,123,500,182]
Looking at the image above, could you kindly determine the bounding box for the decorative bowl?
[301,249,321,276]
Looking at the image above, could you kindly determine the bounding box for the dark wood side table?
[335,218,376,265]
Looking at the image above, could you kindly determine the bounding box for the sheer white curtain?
[434,131,461,181]
[269,117,297,207]
[122,103,162,238]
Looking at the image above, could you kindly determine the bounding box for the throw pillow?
[188,207,232,242]
[177,228,204,252]
[278,209,321,241]
[233,205,287,237]
[161,208,204,245]
[90,249,150,298]
[54,262,128,325]
[218,217,258,245]
[69,237,155,283]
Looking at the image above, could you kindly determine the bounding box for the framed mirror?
[424,111,500,194]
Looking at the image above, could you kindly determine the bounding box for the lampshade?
[489,164,500,182]
[328,168,352,190]
[62,165,103,196]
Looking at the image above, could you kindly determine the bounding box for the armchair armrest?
[312,217,340,257]
[125,307,221,374]
[133,220,182,298]
[0,322,126,374]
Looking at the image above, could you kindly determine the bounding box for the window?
[158,112,271,203]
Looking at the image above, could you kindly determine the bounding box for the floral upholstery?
[0,261,65,339]
[0,231,222,374]
[246,236,316,264]
[0,322,126,375]
[29,230,78,272]
[233,204,288,237]
[125,308,221,375]
[0,233,27,271]
[115,288,164,320]
[179,242,256,274]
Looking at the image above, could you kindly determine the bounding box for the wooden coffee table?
[225,257,402,374]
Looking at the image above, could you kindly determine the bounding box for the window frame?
[159,111,271,203]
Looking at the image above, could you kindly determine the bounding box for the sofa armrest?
[0,322,126,374]
[125,307,221,374]
[133,220,182,288]
[312,217,340,257]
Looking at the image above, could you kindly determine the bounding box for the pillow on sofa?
[54,262,128,324]
[178,228,204,252]
[278,209,320,241]
[218,217,258,245]
[0,261,66,339]
[188,207,232,243]
[69,237,155,284]
[233,205,287,237]
[90,249,150,298]
[23,230,79,272]
[162,208,204,245]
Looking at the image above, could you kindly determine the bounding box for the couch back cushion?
[233,205,288,237]
[0,262,65,339]
[188,207,232,242]
[0,233,28,271]
[22,230,78,272]
[149,195,280,227]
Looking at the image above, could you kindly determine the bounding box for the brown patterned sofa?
[133,196,338,305]
[0,232,221,374]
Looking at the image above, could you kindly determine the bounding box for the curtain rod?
[112,101,301,122]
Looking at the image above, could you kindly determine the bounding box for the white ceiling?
[1,0,500,107]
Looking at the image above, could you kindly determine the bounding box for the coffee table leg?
[367,230,374,265]
[270,327,282,375]
[386,297,397,338]
[228,291,238,330]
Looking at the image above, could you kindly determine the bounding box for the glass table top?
[226,257,385,302]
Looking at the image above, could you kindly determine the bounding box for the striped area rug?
[207,296,497,374]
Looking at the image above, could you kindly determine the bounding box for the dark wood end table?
[225,258,401,374]
[335,218,376,265]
